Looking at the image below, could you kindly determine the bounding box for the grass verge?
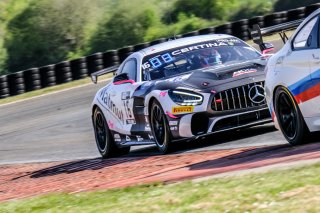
[1,163,320,212]
[0,74,112,105]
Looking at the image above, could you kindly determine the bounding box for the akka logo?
[159,91,167,97]
[232,68,257,77]
[107,120,114,129]
[172,106,194,114]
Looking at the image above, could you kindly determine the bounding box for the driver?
[199,48,222,67]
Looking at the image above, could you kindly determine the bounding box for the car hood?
[177,60,266,90]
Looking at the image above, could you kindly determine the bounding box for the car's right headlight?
[168,90,203,106]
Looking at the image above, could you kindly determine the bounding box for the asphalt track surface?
[0,40,287,165]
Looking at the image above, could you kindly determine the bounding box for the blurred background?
[0,0,319,75]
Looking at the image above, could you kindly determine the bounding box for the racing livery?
[265,9,320,145]
[91,34,272,157]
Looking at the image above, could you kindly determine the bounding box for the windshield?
[142,38,261,80]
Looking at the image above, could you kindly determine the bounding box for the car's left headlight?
[168,90,203,106]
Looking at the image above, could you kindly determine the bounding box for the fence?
[1,3,320,99]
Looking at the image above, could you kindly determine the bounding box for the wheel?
[93,107,130,158]
[150,100,173,154]
[274,87,309,145]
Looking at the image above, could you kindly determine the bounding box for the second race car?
[91,34,272,157]
[264,8,320,145]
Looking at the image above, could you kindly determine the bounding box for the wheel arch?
[273,84,311,132]
[92,104,99,119]
[273,85,295,107]
[148,97,157,119]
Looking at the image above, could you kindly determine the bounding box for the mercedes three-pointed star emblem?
[248,85,265,104]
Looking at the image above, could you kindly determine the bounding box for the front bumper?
[171,106,271,139]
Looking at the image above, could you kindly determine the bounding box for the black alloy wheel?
[274,87,309,145]
[93,107,130,158]
[94,108,108,153]
[150,100,173,153]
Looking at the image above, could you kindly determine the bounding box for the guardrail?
[0,3,319,99]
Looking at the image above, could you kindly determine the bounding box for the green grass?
[1,163,320,212]
[0,74,112,105]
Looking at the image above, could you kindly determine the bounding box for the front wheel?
[93,107,130,158]
[274,87,309,145]
[150,100,173,154]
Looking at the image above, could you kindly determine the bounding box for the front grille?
[212,81,266,111]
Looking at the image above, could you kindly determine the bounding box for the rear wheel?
[93,107,130,158]
[274,87,309,145]
[150,100,173,154]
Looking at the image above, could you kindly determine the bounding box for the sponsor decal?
[170,126,178,131]
[288,69,320,104]
[159,91,167,97]
[114,133,121,142]
[136,135,144,142]
[145,124,151,131]
[169,121,178,126]
[171,40,240,56]
[142,39,242,70]
[232,68,257,77]
[166,111,179,119]
[121,91,131,100]
[148,134,154,140]
[125,135,131,142]
[166,74,191,83]
[172,106,194,114]
[107,120,114,129]
[100,88,124,123]
[123,100,133,119]
[126,119,136,125]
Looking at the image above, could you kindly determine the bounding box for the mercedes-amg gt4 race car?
[91,34,273,158]
[264,8,320,145]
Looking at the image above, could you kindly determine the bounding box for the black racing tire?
[274,87,309,145]
[150,100,173,154]
[93,107,130,158]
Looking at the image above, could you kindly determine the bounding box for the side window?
[120,59,137,81]
[293,17,319,50]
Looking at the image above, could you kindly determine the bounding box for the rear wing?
[90,65,119,84]
[250,19,304,51]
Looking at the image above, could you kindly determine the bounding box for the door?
[308,15,320,116]
[104,59,141,141]
[287,16,320,117]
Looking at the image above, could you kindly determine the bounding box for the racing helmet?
[200,48,222,66]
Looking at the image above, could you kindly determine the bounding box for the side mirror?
[113,73,135,85]
[260,42,274,54]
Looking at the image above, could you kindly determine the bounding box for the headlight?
[168,90,203,106]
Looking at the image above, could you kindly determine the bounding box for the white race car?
[91,34,273,158]
[264,8,320,145]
